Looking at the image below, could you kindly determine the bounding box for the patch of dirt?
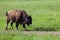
[21,31,60,36]
[0,29,60,36]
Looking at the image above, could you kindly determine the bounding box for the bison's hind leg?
[6,18,10,30]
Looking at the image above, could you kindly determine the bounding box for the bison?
[6,10,32,31]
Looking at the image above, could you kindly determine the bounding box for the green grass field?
[0,0,60,31]
[0,31,60,40]
[0,0,60,40]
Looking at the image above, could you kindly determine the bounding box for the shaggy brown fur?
[6,10,32,31]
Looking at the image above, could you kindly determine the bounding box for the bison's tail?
[6,11,8,16]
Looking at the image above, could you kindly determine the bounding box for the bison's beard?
[26,23,30,26]
[26,21,32,26]
[25,17,32,26]
[26,21,30,26]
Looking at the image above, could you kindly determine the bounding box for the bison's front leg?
[16,22,19,31]
[23,24,28,31]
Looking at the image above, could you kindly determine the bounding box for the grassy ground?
[0,31,60,40]
[0,0,60,31]
[0,0,60,40]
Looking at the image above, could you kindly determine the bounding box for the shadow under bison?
[33,27,57,31]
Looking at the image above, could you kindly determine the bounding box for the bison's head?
[26,15,32,26]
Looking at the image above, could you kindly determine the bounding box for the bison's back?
[8,10,21,17]
[7,10,28,23]
[7,10,21,22]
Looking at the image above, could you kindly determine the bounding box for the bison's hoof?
[24,29,30,31]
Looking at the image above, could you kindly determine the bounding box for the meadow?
[0,0,60,40]
[0,31,60,40]
[0,0,60,31]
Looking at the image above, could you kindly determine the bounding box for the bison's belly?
[11,17,22,24]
